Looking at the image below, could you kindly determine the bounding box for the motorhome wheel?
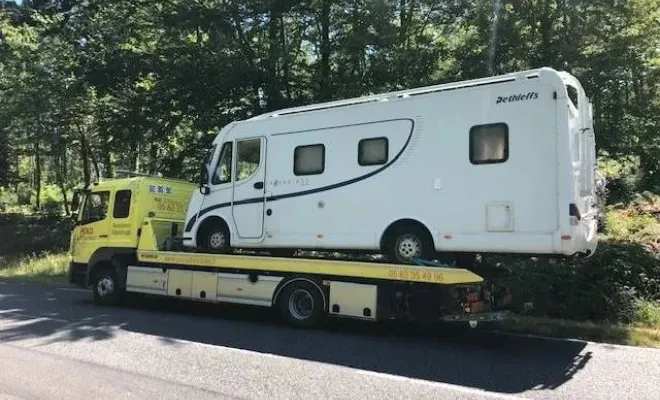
[204,226,230,253]
[388,226,432,264]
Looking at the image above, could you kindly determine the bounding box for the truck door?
[231,137,266,239]
[71,190,111,264]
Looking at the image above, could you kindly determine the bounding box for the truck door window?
[236,138,261,181]
[212,142,233,185]
[113,190,132,218]
[469,123,509,165]
[81,191,110,224]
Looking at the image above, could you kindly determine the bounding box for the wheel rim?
[208,231,226,249]
[288,289,314,320]
[395,234,422,261]
[96,276,115,298]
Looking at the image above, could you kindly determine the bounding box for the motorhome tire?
[202,225,230,254]
[387,226,433,264]
[92,267,122,306]
[277,280,325,328]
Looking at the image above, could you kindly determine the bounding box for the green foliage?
[0,213,73,257]
[635,301,660,328]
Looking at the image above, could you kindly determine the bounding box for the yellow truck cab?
[68,176,197,290]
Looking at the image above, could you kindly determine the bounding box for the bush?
[490,241,659,324]
[487,192,660,325]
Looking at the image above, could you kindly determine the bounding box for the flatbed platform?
[137,250,484,285]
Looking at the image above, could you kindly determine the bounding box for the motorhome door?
[231,136,266,239]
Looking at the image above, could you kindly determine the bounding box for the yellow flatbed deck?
[137,250,484,285]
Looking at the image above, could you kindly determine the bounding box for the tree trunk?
[319,0,331,100]
[76,123,91,187]
[34,139,41,211]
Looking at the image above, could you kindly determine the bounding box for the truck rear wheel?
[277,280,325,328]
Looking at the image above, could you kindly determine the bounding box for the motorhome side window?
[469,123,509,164]
[212,142,233,184]
[236,138,261,181]
[113,190,131,218]
[358,137,388,166]
[294,144,325,176]
[81,191,110,224]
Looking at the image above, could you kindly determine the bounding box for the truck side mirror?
[71,192,80,212]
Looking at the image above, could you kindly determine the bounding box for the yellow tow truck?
[68,176,512,328]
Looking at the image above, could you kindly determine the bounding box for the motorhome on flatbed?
[183,67,603,264]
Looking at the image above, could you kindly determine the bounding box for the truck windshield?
[80,191,110,224]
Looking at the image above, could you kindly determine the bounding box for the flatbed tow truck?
[68,176,512,328]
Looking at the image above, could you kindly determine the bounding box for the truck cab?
[68,176,197,288]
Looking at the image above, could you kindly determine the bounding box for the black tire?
[92,267,123,306]
[201,224,231,254]
[277,280,326,328]
[386,225,434,265]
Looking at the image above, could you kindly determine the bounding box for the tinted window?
[113,190,131,218]
[294,144,325,176]
[469,123,509,164]
[358,137,388,166]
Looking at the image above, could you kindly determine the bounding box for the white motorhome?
[182,67,602,264]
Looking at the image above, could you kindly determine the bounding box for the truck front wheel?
[92,267,123,306]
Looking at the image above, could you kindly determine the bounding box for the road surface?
[1,279,659,400]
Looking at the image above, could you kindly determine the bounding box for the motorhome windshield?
[205,144,217,164]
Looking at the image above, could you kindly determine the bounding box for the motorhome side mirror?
[199,186,210,195]
[199,162,209,185]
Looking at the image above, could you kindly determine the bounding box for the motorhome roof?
[246,67,563,121]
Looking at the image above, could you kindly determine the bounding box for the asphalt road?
[1,280,659,400]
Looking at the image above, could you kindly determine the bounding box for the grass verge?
[0,252,69,284]
[492,310,660,349]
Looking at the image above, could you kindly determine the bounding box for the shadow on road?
[0,281,592,394]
